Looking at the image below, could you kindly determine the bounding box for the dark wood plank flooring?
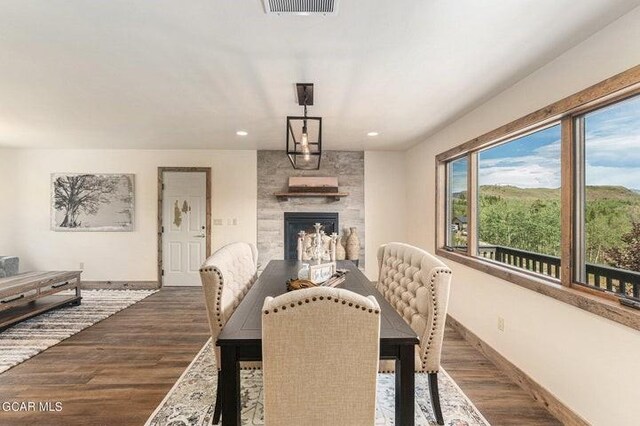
[0,287,211,426]
[441,328,561,425]
[0,287,560,425]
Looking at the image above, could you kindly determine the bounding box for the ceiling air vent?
[263,0,338,15]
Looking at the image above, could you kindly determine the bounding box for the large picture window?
[477,125,562,279]
[436,66,640,322]
[575,94,640,299]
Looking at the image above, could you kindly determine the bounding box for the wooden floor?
[441,328,561,425]
[0,287,560,425]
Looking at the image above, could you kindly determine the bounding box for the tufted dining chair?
[199,242,260,425]
[376,242,452,425]
[262,287,381,426]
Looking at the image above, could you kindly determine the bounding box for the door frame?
[157,167,212,287]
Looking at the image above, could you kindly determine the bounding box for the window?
[446,157,468,251]
[477,125,562,279]
[436,66,640,323]
[575,94,640,299]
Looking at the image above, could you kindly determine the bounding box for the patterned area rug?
[0,289,157,374]
[146,339,489,426]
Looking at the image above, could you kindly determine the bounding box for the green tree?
[478,194,560,256]
[585,199,632,264]
[604,221,640,272]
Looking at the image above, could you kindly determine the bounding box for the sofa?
[0,256,19,278]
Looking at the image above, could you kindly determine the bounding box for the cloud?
[585,163,640,188]
[476,95,640,189]
[585,134,640,170]
[479,139,561,188]
[480,161,561,188]
[584,95,640,170]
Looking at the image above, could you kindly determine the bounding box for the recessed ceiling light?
[367,132,379,137]
[236,130,248,136]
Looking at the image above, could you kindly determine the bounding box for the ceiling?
[1,1,638,150]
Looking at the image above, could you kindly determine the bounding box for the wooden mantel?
[274,192,349,202]
[275,176,348,201]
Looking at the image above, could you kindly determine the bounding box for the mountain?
[478,185,640,202]
[585,186,640,201]
[479,185,559,201]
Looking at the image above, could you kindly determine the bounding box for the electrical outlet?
[497,317,505,332]
[213,219,223,226]
[79,262,85,270]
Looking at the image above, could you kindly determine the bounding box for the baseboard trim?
[446,315,590,426]
[81,281,160,290]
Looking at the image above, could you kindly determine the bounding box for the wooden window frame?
[435,65,640,331]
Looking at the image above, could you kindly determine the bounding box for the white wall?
[1,147,402,283]
[405,7,640,426]
[364,151,407,280]
[6,149,257,281]
[0,150,18,256]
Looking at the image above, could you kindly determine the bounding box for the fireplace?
[283,212,339,260]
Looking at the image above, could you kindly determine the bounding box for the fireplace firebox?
[283,212,339,260]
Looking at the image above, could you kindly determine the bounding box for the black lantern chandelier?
[286,83,322,169]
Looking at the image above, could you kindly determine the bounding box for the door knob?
[194,234,206,238]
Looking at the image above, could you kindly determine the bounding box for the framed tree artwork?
[51,173,135,231]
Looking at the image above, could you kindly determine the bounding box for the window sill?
[436,248,640,332]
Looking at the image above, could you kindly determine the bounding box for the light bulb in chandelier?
[301,122,309,148]
[302,144,311,161]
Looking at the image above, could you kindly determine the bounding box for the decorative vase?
[341,227,350,248]
[345,227,360,260]
[335,235,346,260]
[330,232,338,261]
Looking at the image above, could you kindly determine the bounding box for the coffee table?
[217,260,419,425]
[0,271,82,330]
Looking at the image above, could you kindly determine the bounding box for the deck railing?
[476,245,640,300]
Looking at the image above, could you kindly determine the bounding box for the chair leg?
[212,369,223,425]
[428,372,444,425]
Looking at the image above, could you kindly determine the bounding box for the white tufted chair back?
[262,287,380,426]
[376,243,452,373]
[200,242,258,369]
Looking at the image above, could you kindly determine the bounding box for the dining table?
[217,259,419,425]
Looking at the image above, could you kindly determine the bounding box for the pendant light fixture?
[286,83,322,169]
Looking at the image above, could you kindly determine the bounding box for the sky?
[450,157,468,193]
[460,94,640,190]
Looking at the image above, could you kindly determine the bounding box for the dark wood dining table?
[217,260,419,425]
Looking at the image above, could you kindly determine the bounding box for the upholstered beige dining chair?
[200,242,259,425]
[262,287,381,426]
[376,242,452,425]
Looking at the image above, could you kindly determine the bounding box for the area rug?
[0,289,157,374]
[146,339,489,426]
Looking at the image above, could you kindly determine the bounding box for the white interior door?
[162,171,207,286]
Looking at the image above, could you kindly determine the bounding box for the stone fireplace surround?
[257,150,365,268]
